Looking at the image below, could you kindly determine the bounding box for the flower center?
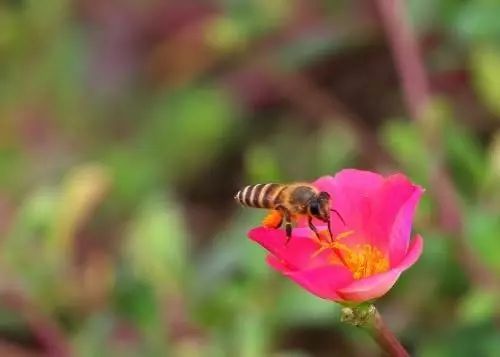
[312,231,389,280]
[340,244,389,279]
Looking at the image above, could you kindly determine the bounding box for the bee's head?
[308,191,331,222]
[309,191,346,226]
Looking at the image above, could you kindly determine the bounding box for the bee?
[234,183,345,243]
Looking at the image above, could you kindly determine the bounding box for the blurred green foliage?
[0,0,499,356]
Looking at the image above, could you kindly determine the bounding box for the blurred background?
[0,0,499,356]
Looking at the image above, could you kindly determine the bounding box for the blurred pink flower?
[248,169,424,302]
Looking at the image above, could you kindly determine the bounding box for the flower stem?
[341,304,409,357]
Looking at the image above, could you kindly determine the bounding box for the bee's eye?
[309,201,320,216]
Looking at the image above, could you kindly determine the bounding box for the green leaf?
[458,289,498,325]
[380,120,429,184]
[125,196,188,293]
[144,86,237,180]
[114,268,158,328]
[73,314,114,357]
[481,130,500,201]
[246,145,283,183]
[105,147,161,206]
[454,2,500,42]
[4,187,59,295]
[466,208,500,273]
[0,148,26,191]
[49,164,111,260]
[315,122,357,175]
[235,309,271,357]
[194,210,272,299]
[443,119,487,198]
[470,45,500,117]
[274,284,339,326]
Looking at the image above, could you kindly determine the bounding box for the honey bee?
[234,183,345,243]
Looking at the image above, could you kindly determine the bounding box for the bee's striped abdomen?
[234,183,285,208]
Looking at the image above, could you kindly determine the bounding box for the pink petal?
[336,235,423,302]
[367,174,423,253]
[388,186,424,265]
[314,169,385,195]
[284,264,354,301]
[248,227,329,270]
[313,169,385,241]
[337,269,401,302]
[266,254,289,272]
[393,234,424,271]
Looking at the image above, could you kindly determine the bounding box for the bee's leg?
[327,219,334,242]
[284,213,293,244]
[308,216,324,242]
[276,206,293,244]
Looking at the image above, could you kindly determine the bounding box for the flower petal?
[388,186,424,265]
[336,235,423,301]
[248,227,329,270]
[337,270,401,302]
[394,234,424,271]
[367,174,423,253]
[313,169,385,240]
[266,254,290,272]
[284,265,354,301]
[314,169,384,195]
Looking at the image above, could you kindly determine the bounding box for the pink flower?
[248,169,424,302]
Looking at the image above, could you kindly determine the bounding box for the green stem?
[341,304,409,357]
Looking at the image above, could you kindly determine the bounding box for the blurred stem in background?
[375,0,430,120]
[0,290,71,357]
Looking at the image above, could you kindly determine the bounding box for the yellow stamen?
[342,244,389,279]
[311,230,353,265]
[311,230,389,279]
[336,230,355,240]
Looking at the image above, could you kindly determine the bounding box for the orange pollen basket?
[312,230,390,280]
[262,210,283,228]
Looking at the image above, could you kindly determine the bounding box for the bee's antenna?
[330,209,346,226]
